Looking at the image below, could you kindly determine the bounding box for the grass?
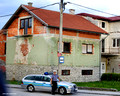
[6,80,22,85]
[73,81,120,91]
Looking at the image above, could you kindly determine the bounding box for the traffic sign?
[59,56,64,63]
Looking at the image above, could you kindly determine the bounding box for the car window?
[35,76,43,81]
[43,76,51,82]
[24,76,35,80]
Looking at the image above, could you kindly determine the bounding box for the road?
[5,88,112,96]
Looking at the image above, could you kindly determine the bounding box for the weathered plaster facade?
[6,33,100,82]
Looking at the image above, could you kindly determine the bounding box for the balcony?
[101,47,120,56]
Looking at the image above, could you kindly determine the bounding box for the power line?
[67,2,118,16]
[0,2,119,18]
[0,2,59,18]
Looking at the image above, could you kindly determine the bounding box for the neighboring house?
[2,3,107,82]
[0,30,6,74]
[78,13,120,75]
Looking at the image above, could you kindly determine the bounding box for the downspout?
[99,34,109,81]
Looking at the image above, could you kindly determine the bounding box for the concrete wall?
[6,64,99,82]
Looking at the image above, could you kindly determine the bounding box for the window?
[82,70,93,75]
[35,76,43,81]
[82,44,93,54]
[102,22,105,28]
[63,42,71,53]
[43,76,51,82]
[28,18,32,27]
[20,17,32,34]
[113,38,120,47]
[24,76,35,80]
[62,70,70,75]
[21,19,25,29]
[58,42,71,53]
[102,39,105,52]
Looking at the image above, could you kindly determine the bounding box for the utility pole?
[58,0,64,76]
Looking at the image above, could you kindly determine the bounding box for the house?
[2,3,107,82]
[78,13,120,74]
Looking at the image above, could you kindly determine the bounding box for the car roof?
[24,74,51,78]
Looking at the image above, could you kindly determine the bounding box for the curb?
[78,87,118,92]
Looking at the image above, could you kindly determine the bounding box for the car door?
[34,76,44,90]
[42,76,51,91]
[23,76,35,86]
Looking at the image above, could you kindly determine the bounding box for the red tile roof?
[78,13,120,21]
[23,5,107,34]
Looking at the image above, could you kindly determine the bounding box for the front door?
[101,62,106,75]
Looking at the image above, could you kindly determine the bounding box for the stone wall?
[6,64,100,82]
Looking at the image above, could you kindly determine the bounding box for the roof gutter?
[48,25,109,35]
[22,5,48,26]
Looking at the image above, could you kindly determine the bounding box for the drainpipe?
[99,34,109,81]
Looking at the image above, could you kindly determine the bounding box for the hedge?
[101,73,120,81]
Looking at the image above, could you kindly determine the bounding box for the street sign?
[59,56,64,64]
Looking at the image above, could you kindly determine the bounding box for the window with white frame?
[113,38,120,47]
[58,42,71,53]
[82,44,93,54]
[20,17,32,34]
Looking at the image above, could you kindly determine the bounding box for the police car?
[21,74,77,95]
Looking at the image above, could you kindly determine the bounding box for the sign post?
[58,0,64,76]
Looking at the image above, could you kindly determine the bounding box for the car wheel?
[58,87,66,95]
[27,85,35,92]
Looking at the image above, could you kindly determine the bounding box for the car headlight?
[68,85,73,89]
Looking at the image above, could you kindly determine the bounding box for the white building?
[78,13,120,74]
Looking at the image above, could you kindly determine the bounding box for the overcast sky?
[0,0,120,29]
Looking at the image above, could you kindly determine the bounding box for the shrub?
[101,73,120,81]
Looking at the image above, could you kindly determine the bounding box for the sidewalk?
[6,84,21,89]
[78,89,120,96]
[6,84,120,95]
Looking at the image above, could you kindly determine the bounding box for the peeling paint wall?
[14,38,32,64]
[6,34,100,81]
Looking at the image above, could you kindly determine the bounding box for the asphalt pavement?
[6,87,112,96]
[6,84,120,96]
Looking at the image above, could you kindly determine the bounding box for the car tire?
[58,87,66,95]
[27,85,35,92]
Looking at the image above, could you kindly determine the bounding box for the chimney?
[69,9,75,15]
[28,2,33,7]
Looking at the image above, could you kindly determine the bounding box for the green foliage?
[6,80,22,85]
[101,73,120,81]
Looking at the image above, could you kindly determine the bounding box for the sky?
[0,0,120,29]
